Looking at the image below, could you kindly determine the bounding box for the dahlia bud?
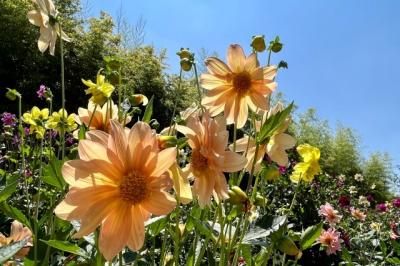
[269,36,283,53]
[251,35,266,52]
[228,186,248,204]
[180,58,193,71]
[254,192,267,207]
[158,135,177,149]
[5,88,21,101]
[176,48,193,60]
[129,94,149,106]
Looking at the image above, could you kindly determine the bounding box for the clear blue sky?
[89,0,400,166]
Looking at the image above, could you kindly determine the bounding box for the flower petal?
[205,57,231,76]
[200,74,228,90]
[227,44,245,73]
[127,205,145,251]
[220,151,247,172]
[149,147,177,177]
[141,191,176,215]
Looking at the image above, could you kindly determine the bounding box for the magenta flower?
[367,194,374,202]
[377,203,388,212]
[338,195,350,208]
[319,228,341,255]
[278,166,286,174]
[37,85,46,99]
[1,112,16,126]
[392,198,400,208]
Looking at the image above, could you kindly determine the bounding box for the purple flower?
[367,194,374,202]
[376,203,388,212]
[37,85,46,99]
[24,127,30,136]
[66,136,75,146]
[278,166,286,174]
[392,198,400,208]
[338,195,350,208]
[1,112,16,126]
[12,134,20,145]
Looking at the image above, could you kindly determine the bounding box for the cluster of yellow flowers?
[22,107,76,138]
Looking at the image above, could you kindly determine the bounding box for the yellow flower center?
[119,171,149,204]
[191,150,208,171]
[232,72,252,95]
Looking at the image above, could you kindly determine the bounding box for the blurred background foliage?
[0,0,397,197]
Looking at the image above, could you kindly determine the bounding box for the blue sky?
[89,0,400,166]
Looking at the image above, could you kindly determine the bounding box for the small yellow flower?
[46,109,77,133]
[82,73,115,105]
[22,106,49,138]
[290,144,321,183]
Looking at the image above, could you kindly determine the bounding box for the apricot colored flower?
[350,207,366,221]
[22,106,49,138]
[319,228,341,255]
[319,203,342,225]
[55,121,177,260]
[200,44,277,128]
[290,144,321,183]
[177,113,247,206]
[46,108,77,132]
[82,73,115,105]
[74,100,131,135]
[234,103,296,172]
[0,220,33,259]
[27,0,71,55]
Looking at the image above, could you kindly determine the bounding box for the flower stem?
[18,96,29,217]
[168,68,182,135]
[87,104,98,130]
[174,196,181,266]
[59,23,66,160]
[34,138,44,264]
[193,63,205,112]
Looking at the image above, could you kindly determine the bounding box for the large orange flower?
[201,44,277,128]
[55,120,177,260]
[177,113,246,206]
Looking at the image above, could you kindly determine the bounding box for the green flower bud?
[251,35,266,52]
[180,58,193,71]
[228,186,248,204]
[177,48,193,60]
[269,36,283,53]
[277,236,299,256]
[158,135,177,149]
[254,193,267,207]
[261,165,280,181]
[5,88,21,101]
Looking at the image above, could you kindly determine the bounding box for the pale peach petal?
[99,204,132,261]
[149,147,177,177]
[127,205,145,251]
[235,96,249,128]
[109,120,128,165]
[249,92,268,110]
[86,130,109,146]
[227,44,245,73]
[38,27,51,53]
[220,151,247,172]
[224,94,238,125]
[168,164,192,204]
[275,133,296,149]
[27,10,42,27]
[54,200,76,220]
[250,67,264,80]
[213,173,229,200]
[200,74,228,90]
[263,66,277,80]
[193,171,215,207]
[49,28,57,56]
[205,57,231,76]
[148,173,173,190]
[268,149,289,166]
[128,122,156,163]
[78,140,109,162]
[141,191,176,215]
[231,136,253,152]
[244,53,258,73]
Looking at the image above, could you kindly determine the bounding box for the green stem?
[87,104,98,130]
[59,23,66,160]
[174,197,181,266]
[193,63,205,112]
[195,207,218,266]
[18,96,29,217]
[118,66,122,120]
[267,49,272,66]
[231,217,250,266]
[119,251,123,266]
[34,139,44,264]
[168,68,182,135]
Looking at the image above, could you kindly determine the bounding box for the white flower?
[338,174,346,181]
[358,196,370,207]
[370,183,376,189]
[349,186,357,195]
[370,222,382,232]
[354,173,364,182]
[27,0,71,55]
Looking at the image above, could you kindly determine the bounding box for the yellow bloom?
[22,106,49,138]
[55,121,177,260]
[27,0,71,55]
[82,73,115,105]
[200,44,277,128]
[46,108,77,132]
[290,144,321,183]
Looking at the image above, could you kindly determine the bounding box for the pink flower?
[319,203,342,225]
[376,203,388,212]
[319,228,341,255]
[392,198,400,208]
[37,85,46,99]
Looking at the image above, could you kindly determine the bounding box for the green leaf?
[257,102,294,144]
[240,244,252,265]
[276,235,299,256]
[42,156,66,190]
[0,239,28,264]
[40,240,89,258]
[299,222,323,250]
[147,216,167,237]
[243,215,286,244]
[386,257,400,264]
[0,181,18,203]
[191,216,212,238]
[142,95,154,123]
[0,202,31,229]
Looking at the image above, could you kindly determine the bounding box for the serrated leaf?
[0,181,18,203]
[0,239,28,264]
[299,222,323,250]
[40,240,89,258]
[142,95,154,123]
[257,102,294,144]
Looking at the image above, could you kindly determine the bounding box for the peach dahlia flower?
[55,120,177,260]
[319,228,341,255]
[0,220,33,259]
[201,44,277,128]
[319,203,342,225]
[74,100,131,136]
[177,113,247,206]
